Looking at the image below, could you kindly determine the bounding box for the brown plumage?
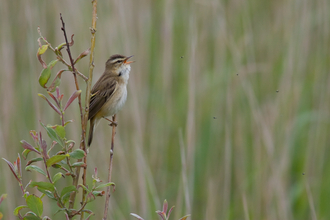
[88,54,133,146]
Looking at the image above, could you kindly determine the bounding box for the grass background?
[0,0,329,219]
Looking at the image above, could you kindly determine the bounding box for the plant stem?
[59,14,88,216]
[103,114,117,220]
[68,0,98,215]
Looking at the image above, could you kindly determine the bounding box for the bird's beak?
[124,55,135,64]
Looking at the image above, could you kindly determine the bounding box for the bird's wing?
[88,79,118,120]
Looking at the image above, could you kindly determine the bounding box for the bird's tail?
[88,118,95,146]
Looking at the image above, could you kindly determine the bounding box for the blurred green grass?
[1,0,330,219]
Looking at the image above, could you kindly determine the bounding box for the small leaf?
[46,155,69,167]
[38,45,48,55]
[92,191,105,197]
[156,211,166,220]
[78,184,90,193]
[48,60,58,69]
[95,182,115,190]
[38,60,58,89]
[47,77,61,93]
[167,206,175,218]
[130,213,145,220]
[21,140,40,154]
[60,185,77,198]
[56,42,66,51]
[40,122,63,146]
[47,92,59,107]
[163,199,168,213]
[0,194,7,205]
[37,41,47,69]
[74,48,90,64]
[55,126,66,139]
[38,67,51,88]
[86,192,96,203]
[25,165,46,176]
[40,139,48,159]
[38,94,61,115]
[51,164,62,169]
[37,188,55,200]
[14,205,28,216]
[69,149,86,159]
[61,193,71,205]
[179,214,191,220]
[53,172,64,183]
[64,90,82,111]
[64,120,74,127]
[17,154,22,178]
[30,181,55,192]
[71,162,85,167]
[23,214,41,220]
[22,149,31,160]
[29,130,39,142]
[2,158,19,182]
[26,194,43,217]
[84,212,95,220]
[26,157,43,166]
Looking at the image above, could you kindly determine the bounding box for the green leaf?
[95,182,115,190]
[37,187,55,200]
[26,195,43,217]
[78,184,90,193]
[64,121,74,127]
[46,155,69,167]
[14,205,28,216]
[53,172,64,183]
[55,126,65,139]
[38,45,48,55]
[69,149,86,159]
[23,214,41,220]
[38,60,59,88]
[22,149,31,160]
[51,164,62,169]
[56,42,66,51]
[40,122,63,146]
[179,215,191,220]
[30,181,55,192]
[38,67,51,88]
[71,162,85,167]
[25,165,46,176]
[48,77,61,93]
[61,193,71,205]
[48,60,58,69]
[60,185,77,198]
[26,157,43,166]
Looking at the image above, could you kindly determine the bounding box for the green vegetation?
[0,0,329,219]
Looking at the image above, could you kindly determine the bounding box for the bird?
[88,54,133,146]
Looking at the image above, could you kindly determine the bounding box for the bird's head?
[105,54,134,78]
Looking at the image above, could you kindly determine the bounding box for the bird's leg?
[103,116,118,127]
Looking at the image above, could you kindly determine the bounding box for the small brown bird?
[88,54,133,146]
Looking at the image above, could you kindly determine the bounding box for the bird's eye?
[118,72,122,76]
[116,60,122,64]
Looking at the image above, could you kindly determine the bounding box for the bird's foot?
[103,117,118,127]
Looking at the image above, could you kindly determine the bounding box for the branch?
[59,14,87,215]
[103,114,117,220]
[68,1,98,216]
